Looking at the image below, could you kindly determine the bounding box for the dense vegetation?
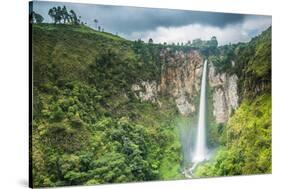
[196,94,271,176]
[31,23,185,187]
[31,20,271,187]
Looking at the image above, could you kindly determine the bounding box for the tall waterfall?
[192,60,208,163]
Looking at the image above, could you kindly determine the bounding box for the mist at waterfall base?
[178,60,213,177]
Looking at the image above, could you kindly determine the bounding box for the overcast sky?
[32,1,271,45]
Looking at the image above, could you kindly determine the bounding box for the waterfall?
[192,60,208,163]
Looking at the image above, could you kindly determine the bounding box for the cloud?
[32,1,271,45]
[122,16,271,45]
[33,1,245,34]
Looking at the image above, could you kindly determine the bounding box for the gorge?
[31,23,272,187]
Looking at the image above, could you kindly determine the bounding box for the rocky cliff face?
[131,81,158,103]
[131,49,239,124]
[159,49,203,115]
[208,62,239,123]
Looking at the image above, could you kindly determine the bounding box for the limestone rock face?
[175,95,195,115]
[208,62,239,123]
[131,81,158,103]
[212,88,228,123]
[227,75,239,110]
[159,50,204,116]
[160,50,203,95]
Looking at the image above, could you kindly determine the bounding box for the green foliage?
[210,27,271,97]
[190,37,219,56]
[195,94,271,176]
[32,24,182,187]
[208,44,237,74]
[237,27,272,98]
[30,11,44,23]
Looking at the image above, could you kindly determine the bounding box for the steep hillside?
[31,23,271,187]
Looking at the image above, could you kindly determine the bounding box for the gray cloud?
[124,16,271,45]
[32,1,271,45]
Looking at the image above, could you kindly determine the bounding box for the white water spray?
[192,60,208,163]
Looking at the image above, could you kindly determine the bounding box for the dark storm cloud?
[32,1,245,34]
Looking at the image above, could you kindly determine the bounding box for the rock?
[175,95,195,115]
[226,74,239,111]
[213,88,228,123]
[208,62,239,123]
[159,50,204,115]
[131,81,157,103]
[131,84,141,91]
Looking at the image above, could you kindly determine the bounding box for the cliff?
[132,49,239,124]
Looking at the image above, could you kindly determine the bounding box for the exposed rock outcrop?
[159,50,204,115]
[131,81,158,103]
[208,62,239,123]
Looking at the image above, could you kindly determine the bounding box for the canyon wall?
[131,49,239,124]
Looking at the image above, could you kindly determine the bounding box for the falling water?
[192,60,208,163]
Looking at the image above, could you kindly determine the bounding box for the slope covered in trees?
[31,23,185,187]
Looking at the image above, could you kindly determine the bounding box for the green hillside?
[31,24,183,187]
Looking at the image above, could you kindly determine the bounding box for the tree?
[61,6,69,24]
[30,11,44,23]
[69,10,79,25]
[148,38,153,44]
[57,6,62,23]
[48,7,62,24]
[210,36,218,48]
[192,38,203,48]
[48,6,80,25]
[94,19,98,29]
[48,8,56,23]
[98,26,101,32]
